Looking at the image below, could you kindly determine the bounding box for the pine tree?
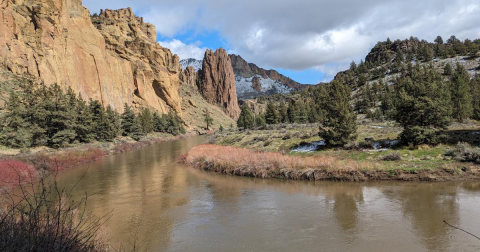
[204,108,213,130]
[130,117,146,141]
[153,112,167,133]
[278,101,288,123]
[471,76,480,120]
[121,104,138,137]
[237,103,255,130]
[265,101,279,124]
[318,80,357,146]
[74,95,95,143]
[450,63,473,122]
[444,63,453,76]
[394,66,451,146]
[139,107,154,133]
[287,100,297,123]
[255,114,267,129]
[1,91,33,148]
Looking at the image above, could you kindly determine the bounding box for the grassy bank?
[180,144,480,182]
[0,132,197,188]
[180,120,480,182]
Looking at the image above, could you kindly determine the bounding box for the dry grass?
[182,144,480,182]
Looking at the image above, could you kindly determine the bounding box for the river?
[56,136,480,252]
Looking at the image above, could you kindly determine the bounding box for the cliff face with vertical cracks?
[0,0,181,114]
[197,49,240,119]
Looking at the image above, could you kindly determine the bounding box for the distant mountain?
[180,58,203,72]
[180,55,311,100]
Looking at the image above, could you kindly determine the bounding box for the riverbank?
[180,144,480,182]
[0,132,201,188]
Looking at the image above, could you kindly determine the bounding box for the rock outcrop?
[197,49,240,119]
[251,77,261,91]
[0,0,181,114]
[180,66,197,87]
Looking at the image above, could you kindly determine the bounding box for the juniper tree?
[204,108,213,130]
[471,76,480,120]
[237,103,255,130]
[278,101,288,123]
[139,107,154,133]
[1,91,33,148]
[153,112,167,133]
[450,63,473,122]
[318,80,357,146]
[255,114,267,129]
[265,101,279,124]
[394,66,451,146]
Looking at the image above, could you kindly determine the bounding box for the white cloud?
[83,0,480,73]
[159,39,207,60]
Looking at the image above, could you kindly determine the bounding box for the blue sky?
[84,0,480,84]
[158,30,326,84]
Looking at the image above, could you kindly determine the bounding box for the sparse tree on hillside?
[204,108,213,130]
[434,36,444,45]
[318,80,357,146]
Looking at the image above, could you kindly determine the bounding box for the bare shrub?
[0,174,108,251]
[449,142,480,164]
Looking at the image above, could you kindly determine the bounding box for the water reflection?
[56,137,480,252]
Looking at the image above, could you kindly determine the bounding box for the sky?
[83,0,480,84]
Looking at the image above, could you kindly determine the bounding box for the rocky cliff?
[0,0,181,114]
[197,49,240,119]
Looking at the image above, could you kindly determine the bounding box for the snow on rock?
[180,58,203,72]
[236,75,295,99]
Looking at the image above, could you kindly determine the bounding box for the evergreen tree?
[450,63,473,122]
[444,63,453,76]
[121,103,141,139]
[130,117,146,141]
[74,95,95,143]
[471,76,480,120]
[139,107,154,133]
[287,100,297,123]
[434,36,444,45]
[153,112,167,133]
[295,100,308,123]
[255,114,267,129]
[265,101,280,124]
[165,111,185,135]
[1,91,33,148]
[318,80,357,146]
[237,103,255,130]
[278,101,288,123]
[204,108,213,130]
[394,66,451,146]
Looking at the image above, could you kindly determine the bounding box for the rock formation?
[197,49,240,119]
[251,77,261,92]
[0,0,181,114]
[180,66,197,87]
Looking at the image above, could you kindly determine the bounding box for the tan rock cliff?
[0,0,181,114]
[197,48,240,119]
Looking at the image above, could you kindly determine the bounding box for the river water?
[57,136,480,252]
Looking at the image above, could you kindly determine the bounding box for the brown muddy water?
[56,136,480,252]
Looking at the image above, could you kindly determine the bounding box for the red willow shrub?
[0,159,37,187]
[28,147,108,171]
